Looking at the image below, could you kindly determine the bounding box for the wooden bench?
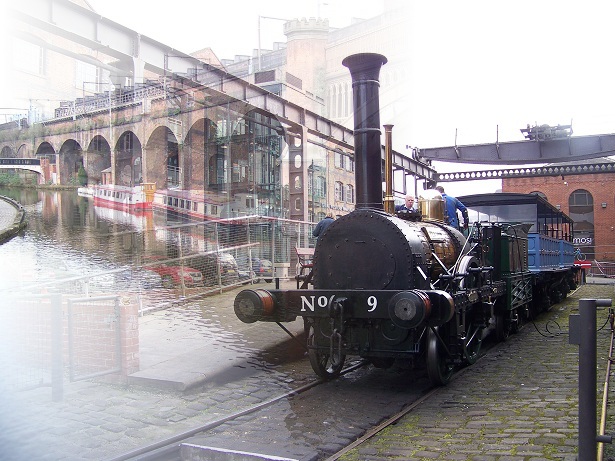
[295,247,315,289]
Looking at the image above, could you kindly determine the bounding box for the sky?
[6,0,615,196]
[87,0,385,59]
[82,0,615,141]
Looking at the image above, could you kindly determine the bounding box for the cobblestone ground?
[1,282,614,461]
[0,369,301,460]
[342,283,615,461]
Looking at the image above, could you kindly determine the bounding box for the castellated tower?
[284,18,329,114]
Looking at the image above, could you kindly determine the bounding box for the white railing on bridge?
[0,158,42,174]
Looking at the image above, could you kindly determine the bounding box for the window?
[121,133,133,151]
[316,176,326,198]
[569,189,594,259]
[13,40,44,75]
[334,151,344,169]
[209,153,227,185]
[346,157,354,172]
[335,181,344,201]
[76,61,100,94]
[346,185,354,203]
[344,82,350,117]
[570,189,593,211]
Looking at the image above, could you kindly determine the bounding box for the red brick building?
[502,158,615,262]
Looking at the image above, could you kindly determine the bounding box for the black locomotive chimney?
[342,53,388,210]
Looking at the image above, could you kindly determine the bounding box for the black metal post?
[342,53,387,210]
[576,298,612,461]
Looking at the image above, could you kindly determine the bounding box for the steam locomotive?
[233,53,580,386]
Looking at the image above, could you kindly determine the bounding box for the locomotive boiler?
[233,53,577,385]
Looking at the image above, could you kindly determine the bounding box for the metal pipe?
[342,53,387,210]
[383,124,394,214]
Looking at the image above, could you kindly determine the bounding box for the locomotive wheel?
[307,324,346,379]
[426,327,453,386]
[462,323,483,365]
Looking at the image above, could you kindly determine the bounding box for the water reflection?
[3,193,123,304]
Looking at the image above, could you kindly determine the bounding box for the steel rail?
[322,351,481,461]
[104,360,367,461]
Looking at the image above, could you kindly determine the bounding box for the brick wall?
[503,172,615,261]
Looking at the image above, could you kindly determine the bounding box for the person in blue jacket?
[313,212,334,238]
[435,185,469,230]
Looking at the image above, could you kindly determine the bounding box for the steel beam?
[436,160,615,182]
[9,0,434,183]
[420,134,615,164]
[9,0,357,150]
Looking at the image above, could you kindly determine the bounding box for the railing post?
[570,298,612,461]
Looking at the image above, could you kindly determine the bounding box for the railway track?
[106,348,492,461]
[106,360,369,461]
[106,284,599,461]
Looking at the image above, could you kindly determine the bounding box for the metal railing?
[2,216,319,398]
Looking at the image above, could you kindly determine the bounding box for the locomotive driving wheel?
[306,321,346,379]
[462,321,483,365]
[426,327,453,386]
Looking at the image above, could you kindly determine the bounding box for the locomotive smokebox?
[342,53,388,210]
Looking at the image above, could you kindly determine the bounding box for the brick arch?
[84,135,112,185]
[144,126,176,189]
[0,146,15,158]
[184,117,217,190]
[58,139,84,185]
[114,131,142,187]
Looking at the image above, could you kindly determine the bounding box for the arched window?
[335,85,344,117]
[569,189,594,259]
[344,82,350,117]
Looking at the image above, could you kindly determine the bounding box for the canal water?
[0,187,186,303]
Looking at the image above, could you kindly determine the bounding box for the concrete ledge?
[0,195,27,243]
